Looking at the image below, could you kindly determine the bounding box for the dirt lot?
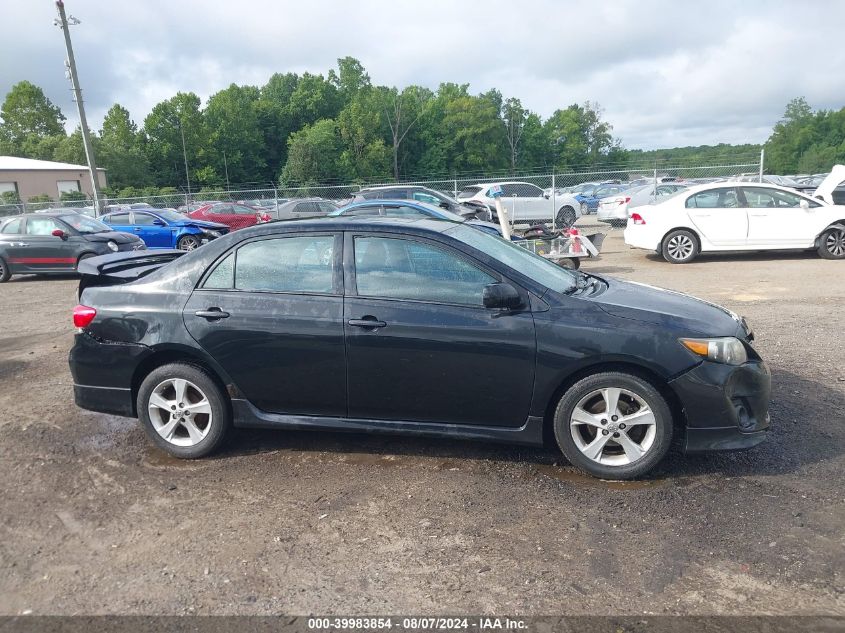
[0,222,843,616]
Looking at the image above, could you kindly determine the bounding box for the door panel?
[184,291,346,415]
[132,212,173,248]
[345,298,536,426]
[685,187,748,246]
[183,233,346,415]
[742,187,818,247]
[345,234,536,427]
[17,217,79,272]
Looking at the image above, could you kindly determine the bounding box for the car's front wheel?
[137,363,231,458]
[817,225,845,259]
[661,229,699,264]
[177,235,201,251]
[552,372,673,479]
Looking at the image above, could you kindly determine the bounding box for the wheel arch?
[540,360,687,447]
[660,226,702,250]
[814,221,845,248]
[130,345,235,417]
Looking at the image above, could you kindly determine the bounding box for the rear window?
[457,187,482,200]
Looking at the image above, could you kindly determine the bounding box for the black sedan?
[0,213,145,282]
[68,217,770,479]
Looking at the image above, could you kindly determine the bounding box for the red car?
[187,203,271,231]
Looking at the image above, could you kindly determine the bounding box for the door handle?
[194,308,230,320]
[348,317,387,329]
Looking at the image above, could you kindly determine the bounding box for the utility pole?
[177,119,191,198]
[223,150,230,191]
[54,1,103,215]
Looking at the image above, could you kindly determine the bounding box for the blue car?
[331,199,521,240]
[100,208,229,250]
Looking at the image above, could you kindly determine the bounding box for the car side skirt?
[232,399,545,447]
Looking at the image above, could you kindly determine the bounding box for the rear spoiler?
[78,250,186,296]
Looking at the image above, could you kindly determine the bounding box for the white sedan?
[457,181,581,227]
[597,183,689,227]
[623,175,845,263]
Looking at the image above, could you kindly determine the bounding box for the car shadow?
[643,250,820,265]
[9,273,79,283]
[217,367,842,483]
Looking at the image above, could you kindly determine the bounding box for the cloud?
[1,0,844,150]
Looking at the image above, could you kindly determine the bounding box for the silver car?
[597,183,689,227]
[270,198,339,221]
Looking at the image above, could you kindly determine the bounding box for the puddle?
[533,464,667,490]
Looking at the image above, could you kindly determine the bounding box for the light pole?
[171,116,191,198]
[54,1,103,215]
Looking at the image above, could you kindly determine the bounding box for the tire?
[661,229,699,264]
[137,363,231,459]
[556,206,577,229]
[556,257,580,270]
[579,202,589,216]
[817,225,845,259]
[177,234,201,251]
[0,256,10,283]
[552,372,673,480]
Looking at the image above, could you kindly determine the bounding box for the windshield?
[154,209,185,222]
[445,224,578,294]
[59,214,111,234]
[457,186,482,200]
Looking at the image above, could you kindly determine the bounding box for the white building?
[0,156,107,201]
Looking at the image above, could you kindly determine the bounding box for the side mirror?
[800,200,810,212]
[439,201,450,209]
[51,229,67,240]
[152,219,165,226]
[483,283,522,310]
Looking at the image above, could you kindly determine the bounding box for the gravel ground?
[0,221,843,616]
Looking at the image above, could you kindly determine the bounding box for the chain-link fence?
[3,160,763,218]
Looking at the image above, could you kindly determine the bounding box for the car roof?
[339,199,445,213]
[669,180,825,200]
[359,184,431,191]
[257,214,456,234]
[467,181,539,187]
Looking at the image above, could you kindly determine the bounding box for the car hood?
[84,231,142,244]
[170,218,228,230]
[813,164,845,204]
[589,277,747,338]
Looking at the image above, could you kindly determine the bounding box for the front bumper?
[669,359,771,453]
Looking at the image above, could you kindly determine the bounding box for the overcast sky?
[2,0,844,150]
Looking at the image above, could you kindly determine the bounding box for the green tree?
[544,102,621,169]
[257,72,301,180]
[337,89,391,181]
[205,84,267,185]
[142,92,208,188]
[53,128,88,165]
[380,85,431,179]
[281,119,349,185]
[98,104,151,189]
[0,81,66,155]
[765,98,845,173]
[329,57,371,103]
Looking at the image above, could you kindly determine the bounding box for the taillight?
[618,196,631,206]
[631,213,646,225]
[73,305,97,328]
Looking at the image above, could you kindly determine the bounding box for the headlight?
[680,337,748,365]
[107,240,119,252]
[206,230,220,238]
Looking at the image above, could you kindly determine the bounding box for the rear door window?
[686,188,740,208]
[234,235,336,294]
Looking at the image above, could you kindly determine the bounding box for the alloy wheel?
[569,387,657,465]
[667,234,694,261]
[147,378,213,447]
[179,236,200,251]
[826,229,845,257]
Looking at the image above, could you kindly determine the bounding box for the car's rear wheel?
[552,372,673,480]
[661,229,699,264]
[817,225,845,259]
[556,206,577,229]
[137,363,231,459]
[0,256,10,283]
[177,235,201,251]
[579,202,589,216]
